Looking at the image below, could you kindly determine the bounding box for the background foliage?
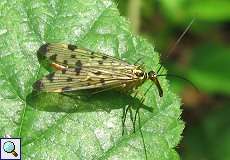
[117,0,230,159]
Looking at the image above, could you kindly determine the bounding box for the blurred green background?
[116,0,230,159]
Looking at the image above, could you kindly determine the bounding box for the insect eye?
[148,71,154,77]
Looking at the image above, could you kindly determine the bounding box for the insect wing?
[38,43,129,67]
[34,43,141,92]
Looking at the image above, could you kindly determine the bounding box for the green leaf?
[0,0,183,159]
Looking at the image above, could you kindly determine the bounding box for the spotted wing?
[37,43,130,68]
[34,43,142,92]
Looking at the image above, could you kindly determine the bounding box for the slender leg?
[122,90,139,135]
[133,97,144,133]
[134,57,143,65]
[131,91,139,133]
[137,106,148,160]
[129,106,134,132]
[133,95,148,160]
[122,106,126,135]
[122,105,131,135]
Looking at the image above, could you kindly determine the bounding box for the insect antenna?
[155,18,198,92]
[157,73,199,92]
[157,18,196,73]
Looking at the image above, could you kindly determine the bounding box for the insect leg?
[121,89,139,135]
[137,103,148,160]
[130,91,139,133]
[122,104,131,135]
[134,57,143,65]
[133,94,148,160]
[133,83,154,129]
[133,96,144,133]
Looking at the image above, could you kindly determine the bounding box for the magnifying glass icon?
[3,141,18,157]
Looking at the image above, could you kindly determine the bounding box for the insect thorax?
[119,67,146,91]
[132,68,147,79]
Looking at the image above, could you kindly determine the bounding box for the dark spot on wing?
[62,86,72,92]
[37,43,50,60]
[94,71,101,75]
[49,54,57,61]
[67,77,73,82]
[46,72,55,82]
[100,78,105,84]
[87,82,91,86]
[71,54,76,58]
[102,55,108,59]
[90,52,95,58]
[68,44,77,51]
[98,60,103,65]
[75,60,82,75]
[63,60,68,65]
[75,60,82,66]
[33,80,44,91]
[75,68,81,75]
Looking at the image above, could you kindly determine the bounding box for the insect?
[33,43,163,97]
[32,19,196,160]
[33,43,164,160]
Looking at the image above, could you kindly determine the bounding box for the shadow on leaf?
[26,90,153,113]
